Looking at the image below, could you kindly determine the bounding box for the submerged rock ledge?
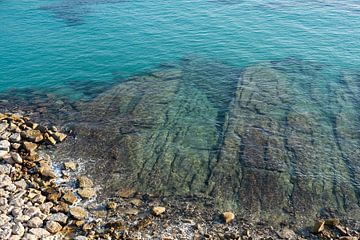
[1,112,359,239]
[57,58,360,225]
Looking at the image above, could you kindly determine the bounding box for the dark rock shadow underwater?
[39,0,126,26]
[37,57,360,225]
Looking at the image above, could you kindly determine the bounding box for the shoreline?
[0,112,359,239]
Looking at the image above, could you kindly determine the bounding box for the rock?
[118,188,136,198]
[0,150,9,159]
[11,143,21,150]
[45,220,62,234]
[38,165,57,178]
[0,214,11,226]
[22,129,43,142]
[48,213,68,224]
[106,202,117,210]
[77,176,93,188]
[29,228,50,238]
[130,199,142,207]
[52,132,67,142]
[9,133,21,142]
[222,212,235,224]
[277,227,297,239]
[23,141,38,152]
[325,218,340,226]
[27,217,43,228]
[12,222,25,236]
[335,225,348,235]
[125,208,139,215]
[0,228,12,239]
[312,220,325,233]
[69,206,88,220]
[0,122,8,132]
[23,207,41,218]
[10,152,22,164]
[62,191,78,204]
[74,237,88,240]
[9,235,22,240]
[152,206,166,216]
[25,121,38,130]
[39,202,54,215]
[0,175,12,187]
[77,188,96,199]
[14,179,27,189]
[0,140,10,150]
[64,162,77,171]
[45,135,57,145]
[338,237,358,240]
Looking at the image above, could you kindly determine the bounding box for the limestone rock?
[64,162,77,171]
[29,228,50,238]
[52,132,67,142]
[152,206,166,216]
[77,176,93,188]
[312,220,325,233]
[22,129,43,142]
[0,140,10,150]
[27,217,43,228]
[10,152,22,164]
[62,191,78,204]
[48,213,68,224]
[45,220,62,234]
[69,206,88,220]
[12,222,25,236]
[222,212,235,224]
[23,141,38,152]
[77,188,96,199]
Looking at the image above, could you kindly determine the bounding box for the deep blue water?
[1,0,360,99]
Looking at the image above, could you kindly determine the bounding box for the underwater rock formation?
[60,58,360,224]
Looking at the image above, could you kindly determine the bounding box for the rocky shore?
[0,111,359,239]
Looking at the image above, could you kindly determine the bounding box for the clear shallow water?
[1,0,360,222]
[1,0,360,98]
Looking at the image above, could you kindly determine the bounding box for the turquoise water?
[1,0,360,98]
[1,0,360,223]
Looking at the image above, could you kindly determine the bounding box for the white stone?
[10,152,22,163]
[0,175,12,188]
[0,214,11,226]
[23,206,40,218]
[12,222,25,236]
[9,133,21,142]
[0,140,10,150]
[29,228,50,238]
[27,217,43,228]
[48,213,68,224]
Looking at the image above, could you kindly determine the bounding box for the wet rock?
[312,220,325,233]
[52,132,67,142]
[118,188,136,198]
[23,141,38,153]
[222,212,235,224]
[106,202,117,210]
[22,129,43,143]
[45,220,62,234]
[47,213,68,225]
[77,188,96,199]
[62,191,78,204]
[325,218,340,226]
[63,162,77,171]
[77,176,93,188]
[152,206,166,216]
[69,206,88,220]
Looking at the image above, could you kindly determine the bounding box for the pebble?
[312,220,325,233]
[70,206,88,220]
[48,213,68,225]
[77,176,94,188]
[23,141,38,152]
[10,152,23,164]
[29,228,51,238]
[63,162,77,171]
[0,140,10,150]
[45,221,63,234]
[12,222,25,236]
[62,191,78,204]
[222,212,235,224]
[152,206,166,216]
[77,188,96,199]
[27,217,43,228]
